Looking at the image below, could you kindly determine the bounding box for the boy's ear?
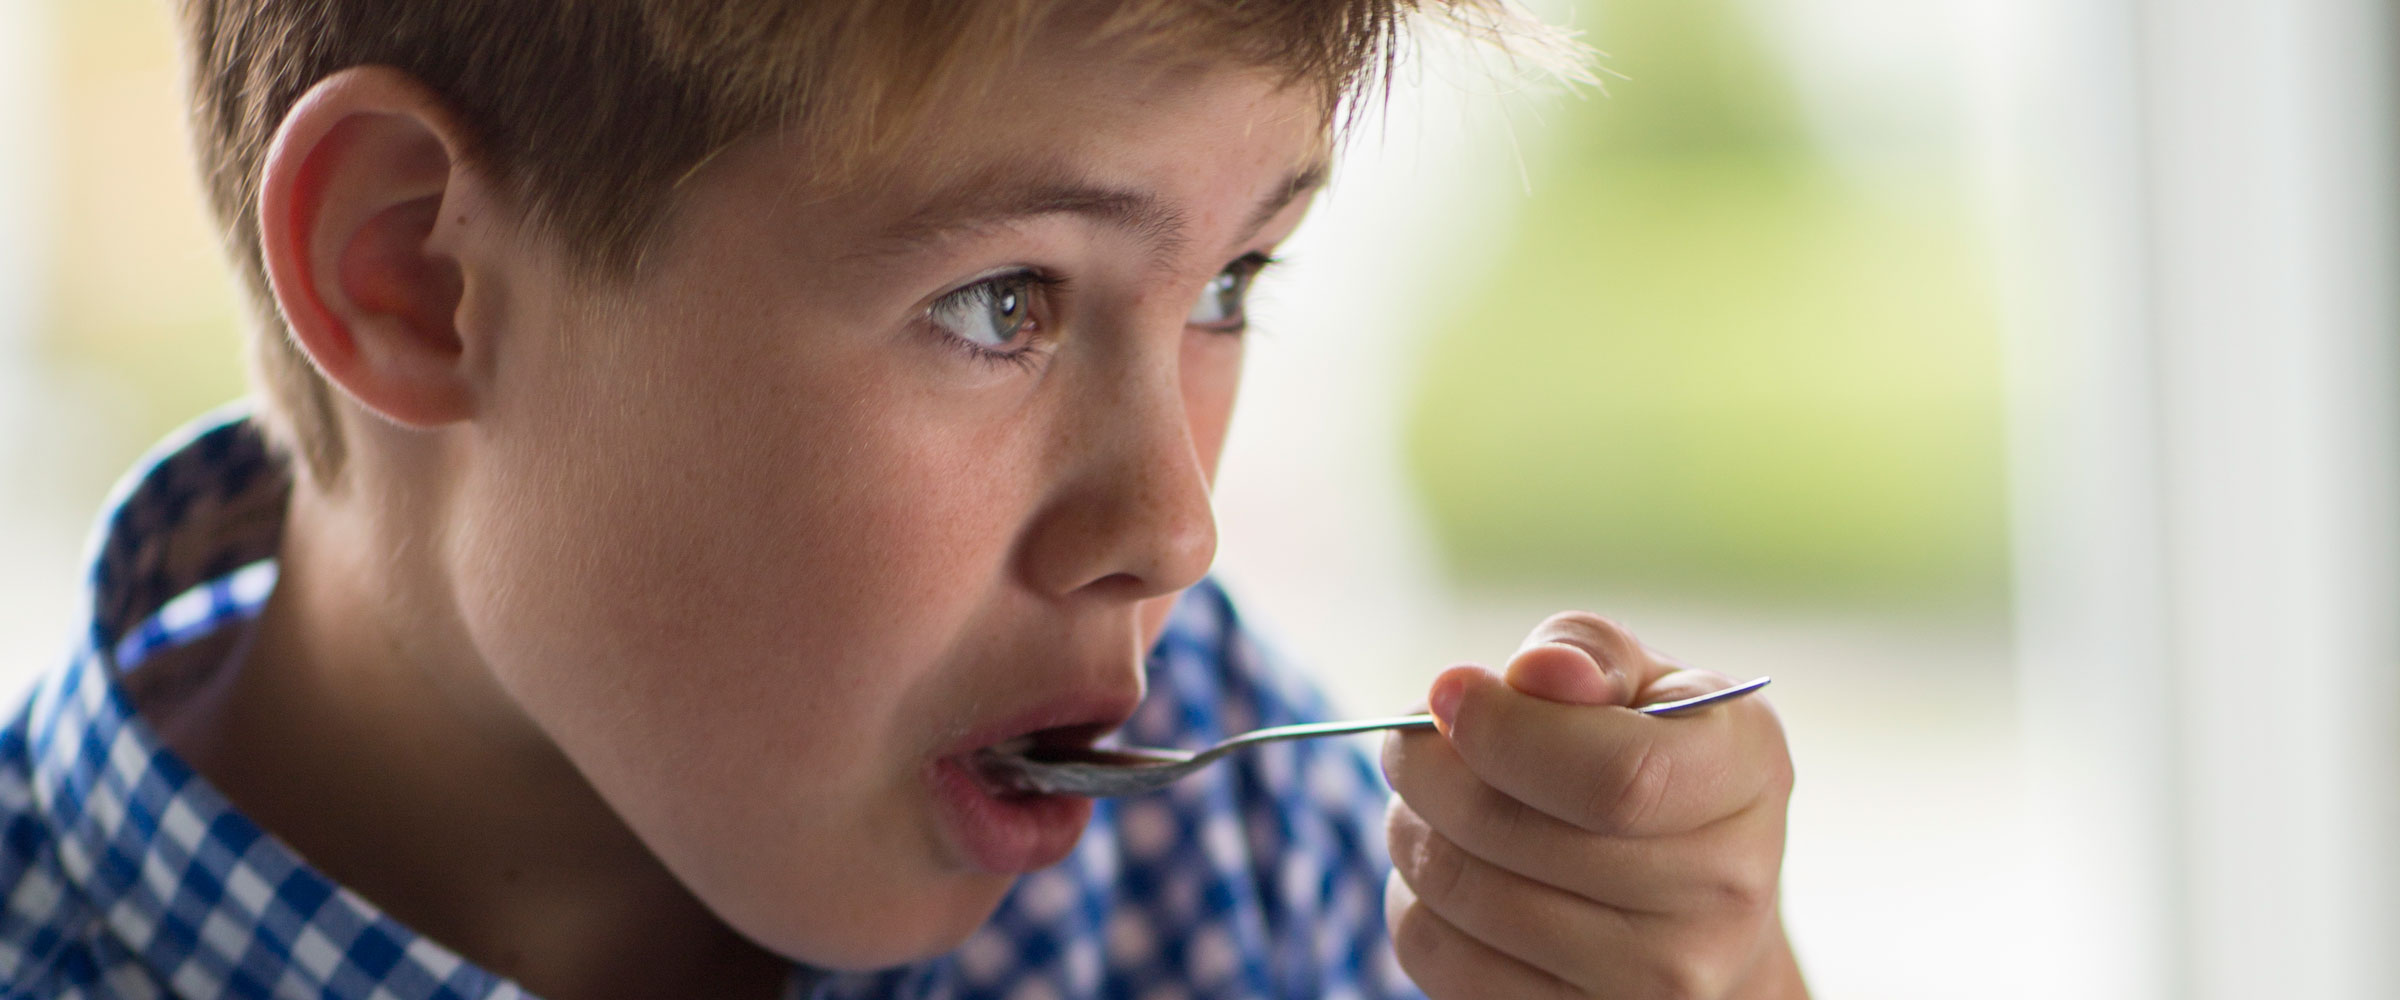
[256,66,489,429]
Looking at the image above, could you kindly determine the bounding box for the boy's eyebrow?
[855,160,1329,265]
[1242,161,1328,240]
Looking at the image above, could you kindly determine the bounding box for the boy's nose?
[1016,366,1219,602]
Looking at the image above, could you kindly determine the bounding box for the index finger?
[1431,665,1790,838]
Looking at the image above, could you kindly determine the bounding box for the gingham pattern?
[2,409,1423,1000]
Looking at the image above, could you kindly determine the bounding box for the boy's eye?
[1187,253,1275,331]
[929,272,1045,351]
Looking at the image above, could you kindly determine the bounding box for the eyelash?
[1206,252,1281,334]
[929,268,1068,371]
[926,251,1285,370]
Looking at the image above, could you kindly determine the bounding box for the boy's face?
[435,40,1325,966]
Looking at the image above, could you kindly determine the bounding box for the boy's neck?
[152,479,794,1000]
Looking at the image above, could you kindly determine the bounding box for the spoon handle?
[1212,715,1438,752]
[1212,677,1773,754]
[1637,675,1774,717]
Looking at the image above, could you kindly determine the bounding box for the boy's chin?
[739,871,1020,973]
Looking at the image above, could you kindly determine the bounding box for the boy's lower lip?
[928,756,1092,874]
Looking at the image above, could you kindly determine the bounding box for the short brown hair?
[176,0,1573,479]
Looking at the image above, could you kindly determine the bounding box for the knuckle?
[1633,953,1730,1000]
[1624,916,1772,1000]
[1384,728,1465,808]
[1382,729,1436,795]
[1387,805,1435,873]
[1384,799,1419,859]
[1383,871,1418,946]
[1764,735,1797,800]
[1583,741,1675,834]
[1381,727,1421,789]
[1704,864,1779,921]
[1388,901,1449,981]
[1680,831,1783,919]
[1391,808,1475,912]
[1417,828,1474,910]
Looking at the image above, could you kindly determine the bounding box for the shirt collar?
[24,407,798,999]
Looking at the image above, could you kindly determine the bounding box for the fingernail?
[1428,674,1464,735]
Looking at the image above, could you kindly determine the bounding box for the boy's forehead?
[696,39,1335,269]
[849,155,1329,265]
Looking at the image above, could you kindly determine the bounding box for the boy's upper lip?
[942,686,1146,762]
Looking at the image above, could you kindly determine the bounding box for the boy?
[1,1,1806,997]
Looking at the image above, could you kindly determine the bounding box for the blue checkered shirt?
[0,410,1423,1000]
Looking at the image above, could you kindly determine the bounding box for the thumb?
[1503,613,1642,707]
[1504,641,1625,706]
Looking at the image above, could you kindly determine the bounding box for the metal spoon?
[975,675,1773,798]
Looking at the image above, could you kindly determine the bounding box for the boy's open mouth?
[929,703,1134,874]
[964,720,1119,798]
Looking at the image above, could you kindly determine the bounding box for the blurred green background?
[1403,0,2007,607]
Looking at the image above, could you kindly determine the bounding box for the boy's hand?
[1381,612,1806,999]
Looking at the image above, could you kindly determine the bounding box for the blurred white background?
[3,1,2395,998]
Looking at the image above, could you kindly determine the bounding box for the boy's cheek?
[435,399,1147,966]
